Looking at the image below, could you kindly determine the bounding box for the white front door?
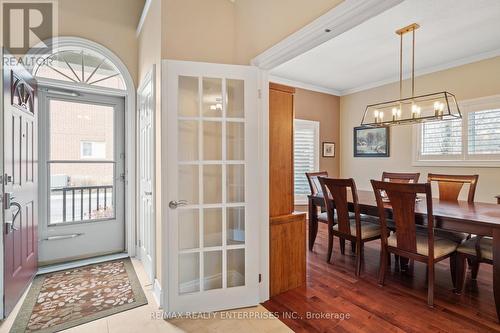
[165,60,260,312]
[138,68,155,283]
[38,90,126,264]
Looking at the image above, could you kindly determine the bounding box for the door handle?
[5,201,21,233]
[144,191,153,196]
[169,200,188,209]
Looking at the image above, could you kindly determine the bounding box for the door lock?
[169,200,188,209]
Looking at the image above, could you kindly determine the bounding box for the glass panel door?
[167,61,259,313]
[38,90,125,264]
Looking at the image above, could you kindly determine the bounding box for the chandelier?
[361,23,461,127]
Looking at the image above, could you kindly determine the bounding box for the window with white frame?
[415,95,500,165]
[80,141,106,159]
[294,119,320,204]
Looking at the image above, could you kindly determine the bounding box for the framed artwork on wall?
[322,142,335,157]
[353,126,390,157]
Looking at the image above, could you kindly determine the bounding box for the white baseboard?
[153,278,163,308]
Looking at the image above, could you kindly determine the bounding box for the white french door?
[165,60,260,312]
[38,89,126,264]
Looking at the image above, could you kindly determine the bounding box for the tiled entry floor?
[0,258,291,333]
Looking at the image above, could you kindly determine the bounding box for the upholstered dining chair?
[371,180,458,307]
[319,177,381,276]
[382,172,420,183]
[455,197,498,293]
[306,171,329,223]
[428,174,480,244]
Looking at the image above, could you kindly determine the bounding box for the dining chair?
[428,174,479,244]
[319,177,381,276]
[427,173,479,203]
[382,172,420,183]
[455,197,498,292]
[306,171,329,223]
[381,172,420,269]
[371,180,458,307]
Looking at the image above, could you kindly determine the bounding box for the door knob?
[144,191,153,196]
[169,200,188,209]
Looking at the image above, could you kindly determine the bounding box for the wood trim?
[269,82,295,94]
[270,212,306,226]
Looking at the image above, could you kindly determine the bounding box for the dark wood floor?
[263,222,500,332]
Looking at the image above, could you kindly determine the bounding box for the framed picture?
[322,142,335,157]
[353,126,390,157]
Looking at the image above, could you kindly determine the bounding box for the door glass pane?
[203,121,222,160]
[49,163,114,224]
[50,99,114,161]
[204,251,222,290]
[179,210,199,250]
[227,207,245,245]
[227,165,244,203]
[179,120,199,161]
[179,253,200,294]
[179,76,199,117]
[227,79,244,118]
[202,78,222,117]
[227,249,245,288]
[179,165,199,204]
[203,165,222,204]
[204,208,222,247]
[227,122,244,160]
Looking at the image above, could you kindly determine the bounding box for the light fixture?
[361,23,461,127]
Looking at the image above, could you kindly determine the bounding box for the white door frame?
[160,60,268,310]
[137,65,156,283]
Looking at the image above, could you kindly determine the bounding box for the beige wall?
[138,0,164,281]
[161,0,343,65]
[295,88,340,177]
[58,0,144,85]
[162,0,236,63]
[340,56,500,203]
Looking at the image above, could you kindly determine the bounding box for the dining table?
[308,190,500,320]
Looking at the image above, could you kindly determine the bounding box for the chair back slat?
[382,172,420,183]
[319,178,359,236]
[306,171,328,196]
[427,173,478,203]
[371,180,434,257]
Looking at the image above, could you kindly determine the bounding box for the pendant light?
[361,23,461,127]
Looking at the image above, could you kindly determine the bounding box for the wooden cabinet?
[270,213,306,296]
[268,83,306,296]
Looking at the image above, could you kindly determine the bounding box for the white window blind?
[294,119,319,204]
[421,119,462,156]
[468,109,500,155]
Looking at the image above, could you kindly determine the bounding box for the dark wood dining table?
[308,190,500,320]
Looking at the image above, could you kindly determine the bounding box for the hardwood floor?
[263,222,500,332]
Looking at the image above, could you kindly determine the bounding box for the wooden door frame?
[136,65,156,287]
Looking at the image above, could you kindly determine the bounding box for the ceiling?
[270,0,500,95]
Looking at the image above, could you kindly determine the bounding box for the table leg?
[308,197,318,251]
[493,229,500,322]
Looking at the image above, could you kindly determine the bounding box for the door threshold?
[37,252,129,275]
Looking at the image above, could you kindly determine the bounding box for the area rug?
[10,258,147,333]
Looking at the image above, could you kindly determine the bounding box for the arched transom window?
[35,47,126,90]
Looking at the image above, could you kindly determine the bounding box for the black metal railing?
[51,185,113,222]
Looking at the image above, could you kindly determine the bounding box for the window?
[415,95,500,166]
[294,119,319,204]
[80,141,106,159]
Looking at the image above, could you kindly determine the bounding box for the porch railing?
[51,185,113,222]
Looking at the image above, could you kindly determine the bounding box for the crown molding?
[251,0,403,70]
[339,48,500,96]
[269,75,341,96]
[136,0,153,37]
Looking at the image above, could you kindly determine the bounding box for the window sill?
[412,160,500,168]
